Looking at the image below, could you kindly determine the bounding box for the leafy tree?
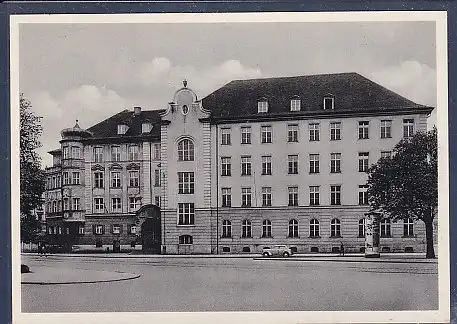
[20,94,45,243]
[367,127,438,258]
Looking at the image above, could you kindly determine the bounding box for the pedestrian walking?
[38,243,43,257]
[340,242,345,256]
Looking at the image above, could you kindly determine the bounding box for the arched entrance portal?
[137,204,161,254]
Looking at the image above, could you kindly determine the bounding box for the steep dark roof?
[87,109,164,139]
[201,72,430,118]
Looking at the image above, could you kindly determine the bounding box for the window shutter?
[111,225,114,234]
[92,225,96,234]
[120,225,123,234]
[102,225,105,234]
[127,224,131,234]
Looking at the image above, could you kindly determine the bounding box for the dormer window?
[323,96,334,110]
[257,100,268,113]
[290,98,301,111]
[118,124,129,135]
[142,122,152,134]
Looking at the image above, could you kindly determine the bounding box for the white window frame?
[78,226,85,235]
[242,219,252,238]
[261,187,272,207]
[241,156,252,176]
[129,197,142,212]
[111,171,121,188]
[178,172,195,194]
[111,146,121,162]
[129,171,139,187]
[330,122,341,141]
[358,185,369,205]
[63,172,69,185]
[221,157,231,176]
[323,97,334,110]
[178,203,195,225]
[241,126,251,144]
[288,219,299,238]
[380,120,392,139]
[222,188,232,207]
[241,187,252,207]
[95,225,103,235]
[310,219,320,237]
[178,139,194,161]
[261,125,272,144]
[262,219,272,237]
[358,121,370,139]
[94,172,104,188]
[112,197,122,212]
[330,153,341,173]
[288,154,299,174]
[381,219,391,237]
[129,145,139,161]
[290,99,301,111]
[94,198,104,213]
[330,218,341,237]
[72,172,80,185]
[309,186,320,206]
[404,218,414,237]
[359,218,366,237]
[261,155,272,175]
[222,220,232,238]
[358,152,369,172]
[288,124,299,142]
[258,100,268,113]
[72,197,80,211]
[330,185,341,205]
[381,151,392,159]
[288,186,298,206]
[94,147,103,162]
[72,146,81,159]
[309,123,320,141]
[403,119,415,138]
[154,143,161,160]
[221,128,231,145]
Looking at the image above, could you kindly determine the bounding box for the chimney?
[133,106,141,116]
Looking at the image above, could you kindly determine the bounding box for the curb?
[21,273,141,285]
[252,257,437,264]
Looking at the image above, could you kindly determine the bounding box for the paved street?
[21,254,438,312]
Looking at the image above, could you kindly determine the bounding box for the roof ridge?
[230,72,359,83]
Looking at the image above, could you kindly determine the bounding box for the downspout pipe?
[215,121,219,255]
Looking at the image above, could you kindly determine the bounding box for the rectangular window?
[290,99,301,111]
[155,196,160,206]
[380,120,392,139]
[72,172,80,185]
[258,101,268,113]
[309,154,320,174]
[288,186,298,206]
[330,185,341,205]
[72,146,81,159]
[72,198,80,211]
[241,126,251,144]
[221,128,231,145]
[178,172,195,194]
[330,122,341,141]
[381,151,392,159]
[62,146,69,159]
[288,124,299,142]
[57,175,61,187]
[261,155,272,175]
[178,203,195,225]
[78,226,85,235]
[241,156,252,176]
[130,225,137,234]
[358,152,369,172]
[288,155,299,174]
[63,198,69,211]
[403,218,414,236]
[309,123,320,141]
[142,123,151,134]
[113,225,121,234]
[154,169,161,187]
[309,186,320,206]
[154,143,161,160]
[111,146,121,162]
[261,126,272,143]
[94,198,104,213]
[262,187,272,207]
[63,172,69,185]
[94,147,103,162]
[358,121,369,139]
[95,225,104,235]
[324,97,334,110]
[129,171,139,187]
[129,145,139,161]
[111,172,121,188]
[94,172,104,188]
[330,153,341,173]
[241,187,252,207]
[403,119,415,138]
[129,197,141,212]
[112,197,122,212]
[358,185,369,205]
[221,157,231,176]
[222,188,232,207]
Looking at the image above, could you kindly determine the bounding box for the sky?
[18,20,437,167]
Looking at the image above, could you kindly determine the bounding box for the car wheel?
[283,252,290,257]
[263,252,270,257]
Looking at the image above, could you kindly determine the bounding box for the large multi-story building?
[43,73,436,254]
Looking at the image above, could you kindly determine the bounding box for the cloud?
[371,60,437,128]
[27,59,262,166]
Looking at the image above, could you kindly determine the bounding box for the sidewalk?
[22,252,437,263]
[21,265,140,285]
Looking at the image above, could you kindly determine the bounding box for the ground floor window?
[222,247,230,253]
[94,225,104,235]
[222,220,232,238]
[381,219,391,237]
[403,218,414,237]
[130,225,136,234]
[242,219,252,238]
[179,235,193,244]
[330,218,341,237]
[78,225,85,235]
[262,219,272,237]
[358,218,365,237]
[310,219,320,237]
[95,240,103,248]
[288,219,299,238]
[112,225,121,234]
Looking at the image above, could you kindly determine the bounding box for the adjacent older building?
[43,73,436,254]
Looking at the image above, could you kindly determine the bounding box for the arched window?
[177,138,194,161]
[262,220,272,238]
[358,218,365,237]
[288,219,299,238]
[381,219,391,237]
[179,235,193,244]
[403,218,414,237]
[330,218,341,237]
[242,220,252,238]
[310,219,320,238]
[222,220,232,238]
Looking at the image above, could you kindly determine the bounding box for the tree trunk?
[424,219,435,259]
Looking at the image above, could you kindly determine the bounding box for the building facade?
[43,73,436,254]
